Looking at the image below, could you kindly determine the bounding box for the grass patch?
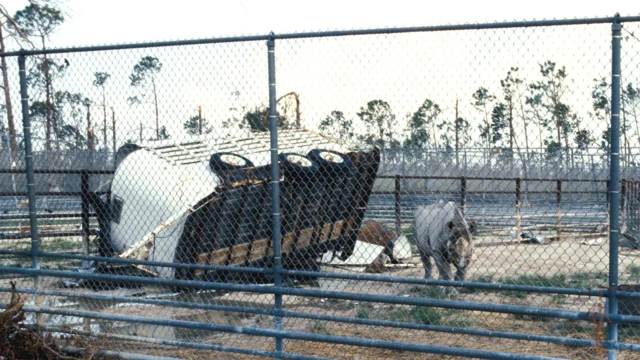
[2,254,81,272]
[619,325,640,340]
[439,308,476,328]
[6,262,25,268]
[463,272,609,298]
[408,286,446,299]
[309,320,332,335]
[40,238,81,252]
[501,274,568,298]
[460,274,495,294]
[472,274,495,284]
[355,307,370,319]
[389,306,442,325]
[2,257,31,268]
[551,294,568,305]
[504,274,568,288]
[568,272,608,288]
[364,305,474,329]
[550,320,594,337]
[41,264,62,270]
[628,265,640,281]
[511,313,553,322]
[501,272,606,297]
[441,316,475,328]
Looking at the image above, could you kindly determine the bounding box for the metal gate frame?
[0,14,639,360]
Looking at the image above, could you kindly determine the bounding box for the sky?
[1,0,638,48]
[1,0,640,152]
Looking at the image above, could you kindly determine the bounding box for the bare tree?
[0,5,32,158]
[93,72,110,150]
[86,101,95,152]
[14,2,64,151]
[128,56,162,139]
[472,87,496,148]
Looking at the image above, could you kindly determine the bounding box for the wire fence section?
[0,15,640,360]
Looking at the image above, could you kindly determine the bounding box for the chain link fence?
[0,15,639,359]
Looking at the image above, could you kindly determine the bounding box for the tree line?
[0,2,301,153]
[1,1,638,163]
[0,1,173,158]
[320,63,640,162]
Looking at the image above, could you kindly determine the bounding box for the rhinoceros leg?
[422,256,434,279]
[433,252,459,296]
[433,250,454,281]
[455,264,468,282]
[419,249,433,279]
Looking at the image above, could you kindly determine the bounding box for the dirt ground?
[1,232,639,359]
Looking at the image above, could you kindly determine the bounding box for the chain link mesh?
[0,18,639,359]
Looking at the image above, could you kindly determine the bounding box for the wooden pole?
[86,103,95,152]
[621,180,627,230]
[198,105,202,135]
[80,170,90,267]
[75,123,80,148]
[455,97,459,169]
[112,108,116,154]
[556,180,562,240]
[637,182,640,232]
[103,103,107,151]
[516,178,522,236]
[395,175,401,236]
[461,176,467,216]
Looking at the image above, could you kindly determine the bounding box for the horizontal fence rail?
[1,16,639,57]
[1,14,639,360]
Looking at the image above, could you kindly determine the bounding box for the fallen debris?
[0,282,91,360]
[581,238,605,246]
[364,253,390,273]
[621,228,640,250]
[321,235,412,268]
[508,230,546,244]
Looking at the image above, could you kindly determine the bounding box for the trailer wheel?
[307,149,352,175]
[209,152,254,172]
[279,153,319,180]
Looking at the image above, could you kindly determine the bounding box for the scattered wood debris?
[0,282,99,360]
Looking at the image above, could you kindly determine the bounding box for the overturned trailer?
[91,129,379,282]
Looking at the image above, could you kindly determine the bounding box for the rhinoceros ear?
[469,221,478,236]
[447,221,455,231]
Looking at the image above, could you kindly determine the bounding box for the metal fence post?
[18,53,42,328]
[463,148,468,177]
[460,176,467,216]
[637,181,640,232]
[621,180,627,228]
[592,155,600,203]
[80,170,90,269]
[556,180,562,241]
[401,150,407,188]
[607,15,622,360]
[395,175,401,236]
[515,178,522,236]
[267,35,283,359]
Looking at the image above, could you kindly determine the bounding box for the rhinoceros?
[413,200,474,292]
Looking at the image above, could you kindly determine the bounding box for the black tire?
[307,149,351,169]
[306,149,352,177]
[279,153,319,181]
[209,152,254,173]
